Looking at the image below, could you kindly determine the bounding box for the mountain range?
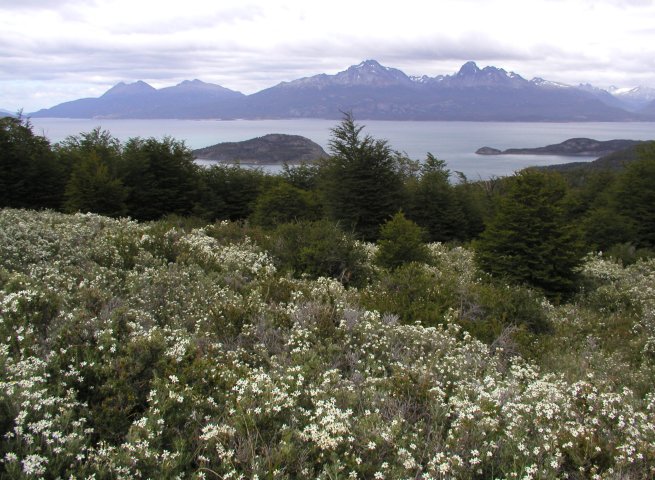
[29,60,655,121]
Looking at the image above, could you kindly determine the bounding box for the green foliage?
[362,261,455,326]
[475,169,584,298]
[614,143,655,248]
[0,116,66,210]
[605,242,655,266]
[250,181,320,228]
[281,161,320,190]
[267,219,370,286]
[581,206,635,250]
[375,211,430,270]
[121,136,201,220]
[318,113,404,240]
[406,153,469,242]
[64,152,128,216]
[199,164,270,221]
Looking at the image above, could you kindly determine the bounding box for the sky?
[1,0,655,112]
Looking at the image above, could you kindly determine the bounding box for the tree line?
[1,113,654,298]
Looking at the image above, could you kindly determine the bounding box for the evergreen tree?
[614,142,655,248]
[318,113,404,240]
[0,116,65,209]
[475,169,583,298]
[406,153,467,242]
[250,181,320,228]
[281,161,320,190]
[199,164,270,221]
[121,137,201,220]
[376,211,430,270]
[64,152,127,216]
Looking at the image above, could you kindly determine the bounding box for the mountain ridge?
[29,60,651,121]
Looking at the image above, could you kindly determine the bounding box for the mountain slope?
[539,141,655,173]
[639,99,655,118]
[610,86,655,111]
[243,61,635,121]
[31,80,244,119]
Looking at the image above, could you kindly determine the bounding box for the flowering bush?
[1,208,654,479]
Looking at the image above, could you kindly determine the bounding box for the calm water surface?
[30,118,655,179]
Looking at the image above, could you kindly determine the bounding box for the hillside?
[1,208,655,478]
[476,138,644,156]
[537,140,655,172]
[192,133,327,164]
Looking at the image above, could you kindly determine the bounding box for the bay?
[29,118,655,179]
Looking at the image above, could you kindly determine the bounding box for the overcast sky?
[2,0,654,112]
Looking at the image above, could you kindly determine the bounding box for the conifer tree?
[0,116,65,209]
[614,142,655,248]
[407,153,467,242]
[475,169,583,298]
[250,181,319,227]
[121,137,201,220]
[318,113,404,240]
[376,211,430,270]
[64,152,127,216]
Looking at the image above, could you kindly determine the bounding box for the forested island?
[2,113,655,478]
[476,138,644,156]
[192,134,327,164]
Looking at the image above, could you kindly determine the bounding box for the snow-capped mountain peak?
[530,78,571,89]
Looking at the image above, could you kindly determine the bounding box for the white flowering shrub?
[1,208,654,479]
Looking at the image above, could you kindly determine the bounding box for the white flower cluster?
[1,209,655,479]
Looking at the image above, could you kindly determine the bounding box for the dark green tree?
[475,169,584,298]
[268,220,370,286]
[250,181,320,228]
[281,161,320,190]
[56,128,123,168]
[0,116,65,209]
[375,211,430,270]
[64,152,127,216]
[452,172,486,240]
[613,143,655,248]
[318,113,404,240]
[406,153,467,242]
[199,164,270,221]
[121,137,201,220]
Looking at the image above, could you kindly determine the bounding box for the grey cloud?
[106,5,265,35]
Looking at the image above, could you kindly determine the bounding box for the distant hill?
[192,134,327,165]
[29,60,643,121]
[30,79,244,119]
[0,108,17,118]
[537,141,655,173]
[476,138,645,157]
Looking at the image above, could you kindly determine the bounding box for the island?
[192,134,328,165]
[476,138,644,157]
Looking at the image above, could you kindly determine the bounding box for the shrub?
[267,220,370,286]
[375,211,430,270]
